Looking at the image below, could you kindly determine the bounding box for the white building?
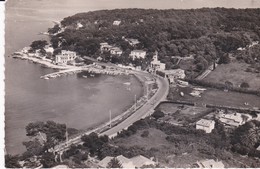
[98,155,156,168]
[100,42,122,56]
[163,69,186,83]
[110,47,123,56]
[196,119,215,133]
[217,112,252,127]
[55,50,77,65]
[100,42,113,53]
[150,51,166,71]
[130,50,146,60]
[194,159,224,168]
[125,38,140,46]
[113,20,121,26]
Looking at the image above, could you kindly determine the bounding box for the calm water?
[5,2,142,155]
[5,0,260,155]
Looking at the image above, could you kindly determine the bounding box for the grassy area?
[158,103,212,125]
[204,61,260,90]
[111,120,260,168]
[112,128,170,150]
[168,85,260,109]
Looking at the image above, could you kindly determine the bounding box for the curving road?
[100,70,169,138]
[54,69,169,152]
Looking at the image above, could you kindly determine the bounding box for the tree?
[22,138,44,159]
[25,121,66,150]
[81,132,109,156]
[5,154,21,168]
[29,40,48,54]
[107,157,123,168]
[152,110,165,120]
[218,53,230,64]
[240,82,250,88]
[40,152,56,168]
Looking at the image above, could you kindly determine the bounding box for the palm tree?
[107,157,123,168]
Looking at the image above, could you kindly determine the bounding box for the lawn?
[168,85,260,109]
[203,61,260,90]
[158,103,212,125]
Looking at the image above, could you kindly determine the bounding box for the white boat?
[83,75,88,78]
[44,77,49,80]
[123,82,131,85]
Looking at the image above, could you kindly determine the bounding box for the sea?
[5,1,143,155]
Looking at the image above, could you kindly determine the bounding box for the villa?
[150,51,166,71]
[217,111,252,127]
[100,42,122,56]
[125,38,140,46]
[110,47,123,56]
[98,155,156,168]
[55,50,77,65]
[113,20,121,26]
[193,159,224,168]
[100,42,113,53]
[163,69,186,83]
[130,50,146,59]
[196,119,215,133]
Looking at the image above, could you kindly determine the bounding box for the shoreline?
[11,50,153,153]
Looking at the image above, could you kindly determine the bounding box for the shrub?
[240,82,250,88]
[141,130,149,137]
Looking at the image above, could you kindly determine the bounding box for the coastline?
[12,52,75,70]
[10,50,152,152]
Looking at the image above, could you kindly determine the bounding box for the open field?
[157,103,212,125]
[168,86,260,109]
[204,61,260,90]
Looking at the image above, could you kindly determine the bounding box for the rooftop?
[196,119,215,127]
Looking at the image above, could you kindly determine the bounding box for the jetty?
[40,64,131,79]
[40,67,83,79]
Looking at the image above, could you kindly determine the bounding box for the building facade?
[150,51,166,71]
[130,50,146,59]
[196,119,215,133]
[55,50,77,64]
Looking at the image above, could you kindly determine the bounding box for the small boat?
[123,82,131,85]
[44,77,49,80]
[83,75,88,78]
[90,74,95,77]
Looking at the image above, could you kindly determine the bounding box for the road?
[53,70,169,152]
[100,71,169,138]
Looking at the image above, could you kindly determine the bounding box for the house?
[100,42,113,53]
[98,155,156,168]
[113,20,121,26]
[51,164,69,168]
[163,69,185,83]
[125,38,140,46]
[257,145,260,151]
[100,43,122,56]
[55,50,77,65]
[193,159,224,168]
[217,112,251,127]
[150,51,166,71]
[130,155,156,167]
[130,50,146,59]
[98,155,135,168]
[110,47,123,56]
[196,119,215,133]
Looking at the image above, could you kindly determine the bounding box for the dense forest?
[48,8,260,74]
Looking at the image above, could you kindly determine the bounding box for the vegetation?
[231,120,260,158]
[29,40,48,55]
[5,154,21,168]
[107,157,123,168]
[48,8,260,74]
